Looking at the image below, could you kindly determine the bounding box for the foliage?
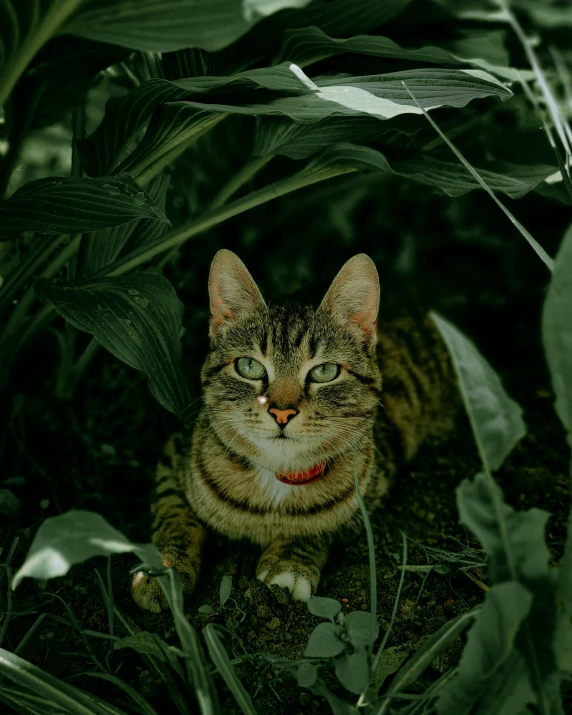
[1,0,572,713]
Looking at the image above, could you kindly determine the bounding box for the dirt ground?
[1,343,569,714]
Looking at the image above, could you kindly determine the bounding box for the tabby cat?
[132,250,457,611]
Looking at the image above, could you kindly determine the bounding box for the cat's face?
[200,250,381,473]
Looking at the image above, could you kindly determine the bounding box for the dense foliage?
[1,0,571,713]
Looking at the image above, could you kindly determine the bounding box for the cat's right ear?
[208,250,266,337]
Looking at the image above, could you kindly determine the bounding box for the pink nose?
[269,407,298,425]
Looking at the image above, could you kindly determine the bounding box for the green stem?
[0,0,86,110]
[402,81,555,272]
[208,155,272,209]
[103,165,356,277]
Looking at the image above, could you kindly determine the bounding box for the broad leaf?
[35,273,192,422]
[0,174,167,238]
[307,596,342,620]
[304,622,345,658]
[344,610,378,647]
[12,510,162,589]
[0,0,85,108]
[297,662,318,688]
[334,650,370,695]
[275,27,524,81]
[172,66,512,122]
[77,172,171,276]
[542,222,572,448]
[63,0,314,52]
[542,222,572,653]
[219,575,232,608]
[436,582,535,715]
[431,312,525,471]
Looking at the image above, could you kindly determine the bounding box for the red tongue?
[275,461,326,485]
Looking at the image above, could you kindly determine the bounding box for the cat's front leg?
[132,434,207,613]
[256,534,332,602]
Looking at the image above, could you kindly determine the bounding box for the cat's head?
[201,249,381,473]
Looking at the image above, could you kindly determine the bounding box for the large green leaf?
[0,173,167,237]
[0,0,85,108]
[436,582,535,715]
[542,222,572,448]
[172,66,512,121]
[274,27,524,81]
[62,0,314,53]
[542,222,572,657]
[430,312,525,471]
[76,172,170,276]
[35,273,192,422]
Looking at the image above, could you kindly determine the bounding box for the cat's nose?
[268,407,298,425]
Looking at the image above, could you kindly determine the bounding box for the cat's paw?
[131,551,199,612]
[256,558,319,602]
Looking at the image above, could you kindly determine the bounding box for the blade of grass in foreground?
[402,82,554,272]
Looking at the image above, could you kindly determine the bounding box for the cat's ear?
[318,254,379,337]
[208,249,266,335]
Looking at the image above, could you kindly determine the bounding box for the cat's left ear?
[318,254,379,338]
[208,249,266,336]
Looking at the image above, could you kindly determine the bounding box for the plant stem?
[402,81,555,272]
[103,165,356,277]
[0,0,86,110]
[208,155,272,209]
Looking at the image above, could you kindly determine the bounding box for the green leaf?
[0,0,86,109]
[0,174,167,238]
[344,610,378,648]
[199,604,215,615]
[0,647,126,715]
[172,65,512,121]
[430,312,525,472]
[334,650,370,695]
[219,575,232,608]
[372,644,410,691]
[296,662,318,688]
[436,583,535,715]
[114,631,183,668]
[275,27,524,81]
[307,596,342,620]
[35,273,192,422]
[542,221,572,448]
[63,0,314,53]
[304,622,345,658]
[12,510,161,589]
[76,172,170,277]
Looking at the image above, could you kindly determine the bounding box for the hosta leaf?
[0,174,167,238]
[172,66,512,122]
[77,79,188,176]
[436,582,535,715]
[63,0,314,53]
[430,313,525,471]
[0,0,85,108]
[275,27,522,81]
[12,510,162,589]
[117,104,224,184]
[76,172,170,277]
[35,273,192,422]
[391,157,556,200]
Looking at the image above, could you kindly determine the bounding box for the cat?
[132,249,458,611]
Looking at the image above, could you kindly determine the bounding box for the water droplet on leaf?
[103,183,121,196]
[128,289,139,296]
[134,192,145,205]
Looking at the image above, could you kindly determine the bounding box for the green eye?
[236,357,266,380]
[309,363,340,383]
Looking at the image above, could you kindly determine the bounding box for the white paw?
[258,569,312,602]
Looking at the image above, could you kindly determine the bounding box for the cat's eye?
[235,357,266,380]
[309,363,340,383]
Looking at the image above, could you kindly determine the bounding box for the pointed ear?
[318,254,379,337]
[208,249,266,336]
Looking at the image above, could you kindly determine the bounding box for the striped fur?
[132,252,457,611]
